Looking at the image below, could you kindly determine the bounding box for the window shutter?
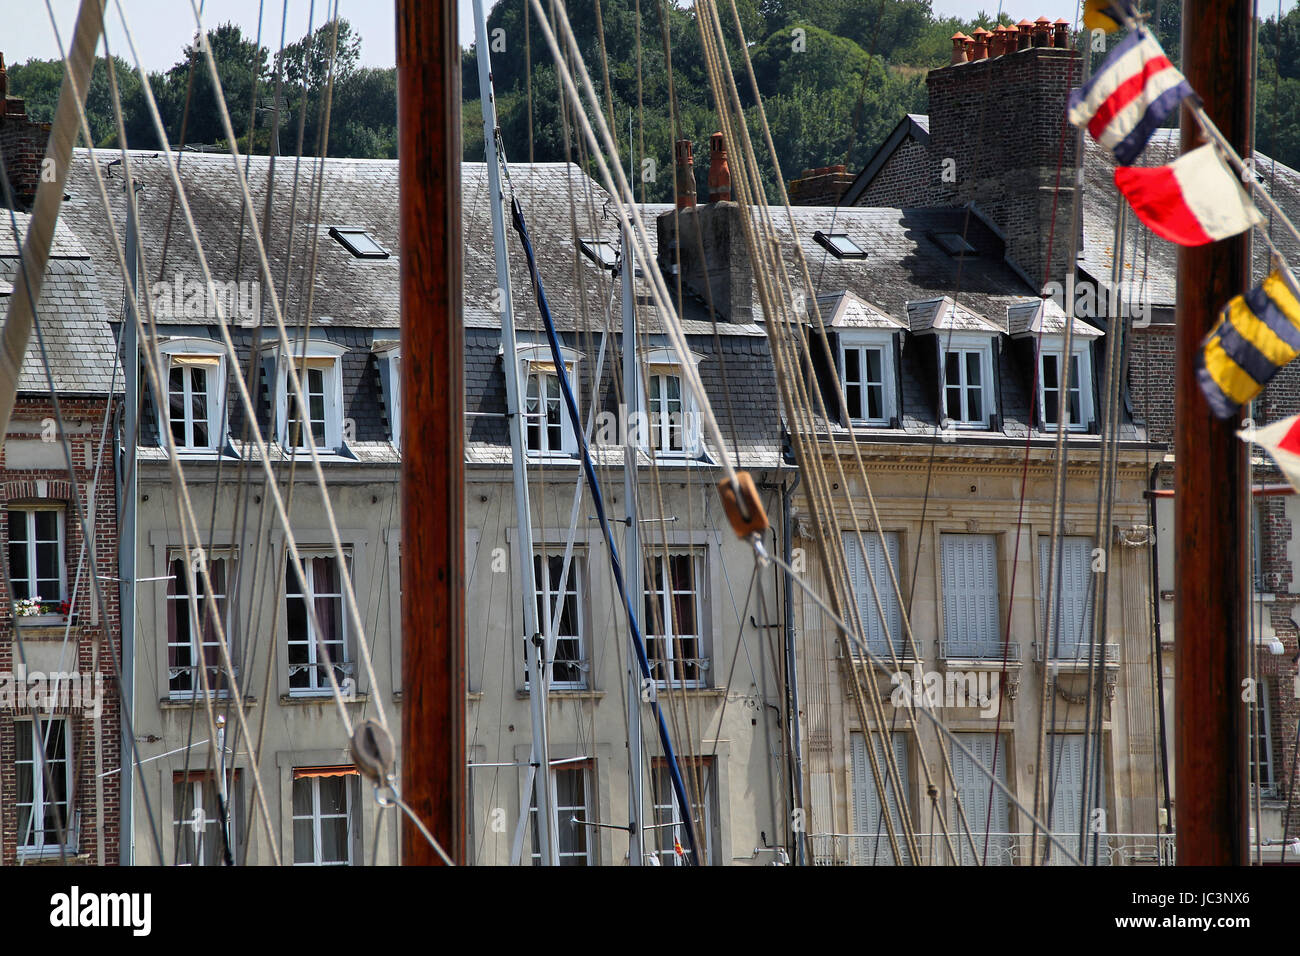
[1039,537,1094,658]
[684,384,703,457]
[560,364,580,455]
[1047,734,1086,861]
[850,733,910,865]
[893,332,904,428]
[942,534,998,655]
[951,733,1009,864]
[844,531,901,657]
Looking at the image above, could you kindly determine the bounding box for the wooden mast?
[1174,0,1252,865]
[397,0,465,865]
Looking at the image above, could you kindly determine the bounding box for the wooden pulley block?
[351,718,396,784]
[718,470,768,538]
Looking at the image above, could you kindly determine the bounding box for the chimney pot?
[1052,18,1070,48]
[971,26,991,59]
[674,139,696,210]
[708,132,731,203]
[1032,15,1052,46]
[950,33,970,64]
[1016,19,1033,51]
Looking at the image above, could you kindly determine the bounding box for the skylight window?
[932,232,976,257]
[813,231,866,259]
[578,238,619,270]
[329,226,389,259]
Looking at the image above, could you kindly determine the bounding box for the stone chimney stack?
[674,139,696,210]
[656,201,752,323]
[707,132,731,203]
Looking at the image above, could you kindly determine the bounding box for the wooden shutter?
[843,532,901,657]
[850,732,910,865]
[950,733,1010,865]
[942,534,999,656]
[1047,734,1085,863]
[1039,537,1094,658]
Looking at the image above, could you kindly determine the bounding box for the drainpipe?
[782,472,805,865]
[119,187,140,866]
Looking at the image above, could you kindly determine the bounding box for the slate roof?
[1006,296,1102,338]
[907,295,1002,334]
[817,290,907,330]
[0,211,119,394]
[1079,130,1300,308]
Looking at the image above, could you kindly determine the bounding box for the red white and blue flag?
[1068,30,1192,165]
[1114,143,1262,246]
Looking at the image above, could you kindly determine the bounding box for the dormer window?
[1038,349,1088,431]
[839,331,897,426]
[639,348,704,457]
[158,338,226,451]
[1007,297,1101,432]
[932,232,976,257]
[272,339,348,452]
[373,340,401,446]
[516,345,579,455]
[940,336,997,428]
[813,231,866,259]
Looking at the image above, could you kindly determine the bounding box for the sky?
[9,1,1296,74]
[6,1,1085,73]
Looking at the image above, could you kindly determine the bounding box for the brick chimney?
[674,139,696,209]
[656,201,752,323]
[707,132,731,203]
[0,51,50,211]
[922,24,1081,285]
[788,164,854,206]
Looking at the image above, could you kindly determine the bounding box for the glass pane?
[865,349,882,384]
[844,348,860,384]
[965,351,982,388]
[319,777,348,815]
[320,816,349,863]
[292,777,313,815]
[34,511,57,541]
[293,819,315,864]
[867,384,883,421]
[1042,354,1059,390]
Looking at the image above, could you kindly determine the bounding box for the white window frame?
[373,341,401,447]
[529,764,594,865]
[166,548,237,699]
[158,337,226,451]
[8,504,66,620]
[644,548,709,688]
[272,339,348,452]
[637,347,704,458]
[285,550,353,697]
[838,331,897,426]
[650,758,716,865]
[524,550,587,690]
[1037,341,1092,432]
[16,718,73,856]
[292,771,357,866]
[1251,678,1275,795]
[515,345,580,456]
[939,334,997,428]
[172,772,239,866]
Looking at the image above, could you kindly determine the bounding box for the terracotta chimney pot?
[950,32,970,64]
[1052,18,1070,48]
[708,132,731,203]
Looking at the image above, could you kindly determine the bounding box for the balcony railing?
[806,832,1175,866]
[1031,641,1120,666]
[937,639,1021,664]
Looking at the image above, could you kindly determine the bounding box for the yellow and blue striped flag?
[1084,0,1135,33]
[1198,270,1300,419]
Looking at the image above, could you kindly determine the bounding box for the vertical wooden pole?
[1175,0,1251,865]
[397,0,465,865]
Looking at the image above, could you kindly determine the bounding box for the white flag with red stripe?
[1114,144,1263,246]
[1245,414,1300,492]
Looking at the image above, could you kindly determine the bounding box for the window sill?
[161,694,256,709]
[516,688,604,700]
[280,692,369,705]
[16,848,83,863]
[13,620,74,639]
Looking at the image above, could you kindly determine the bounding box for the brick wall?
[853,137,941,208]
[0,396,121,864]
[0,84,49,211]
